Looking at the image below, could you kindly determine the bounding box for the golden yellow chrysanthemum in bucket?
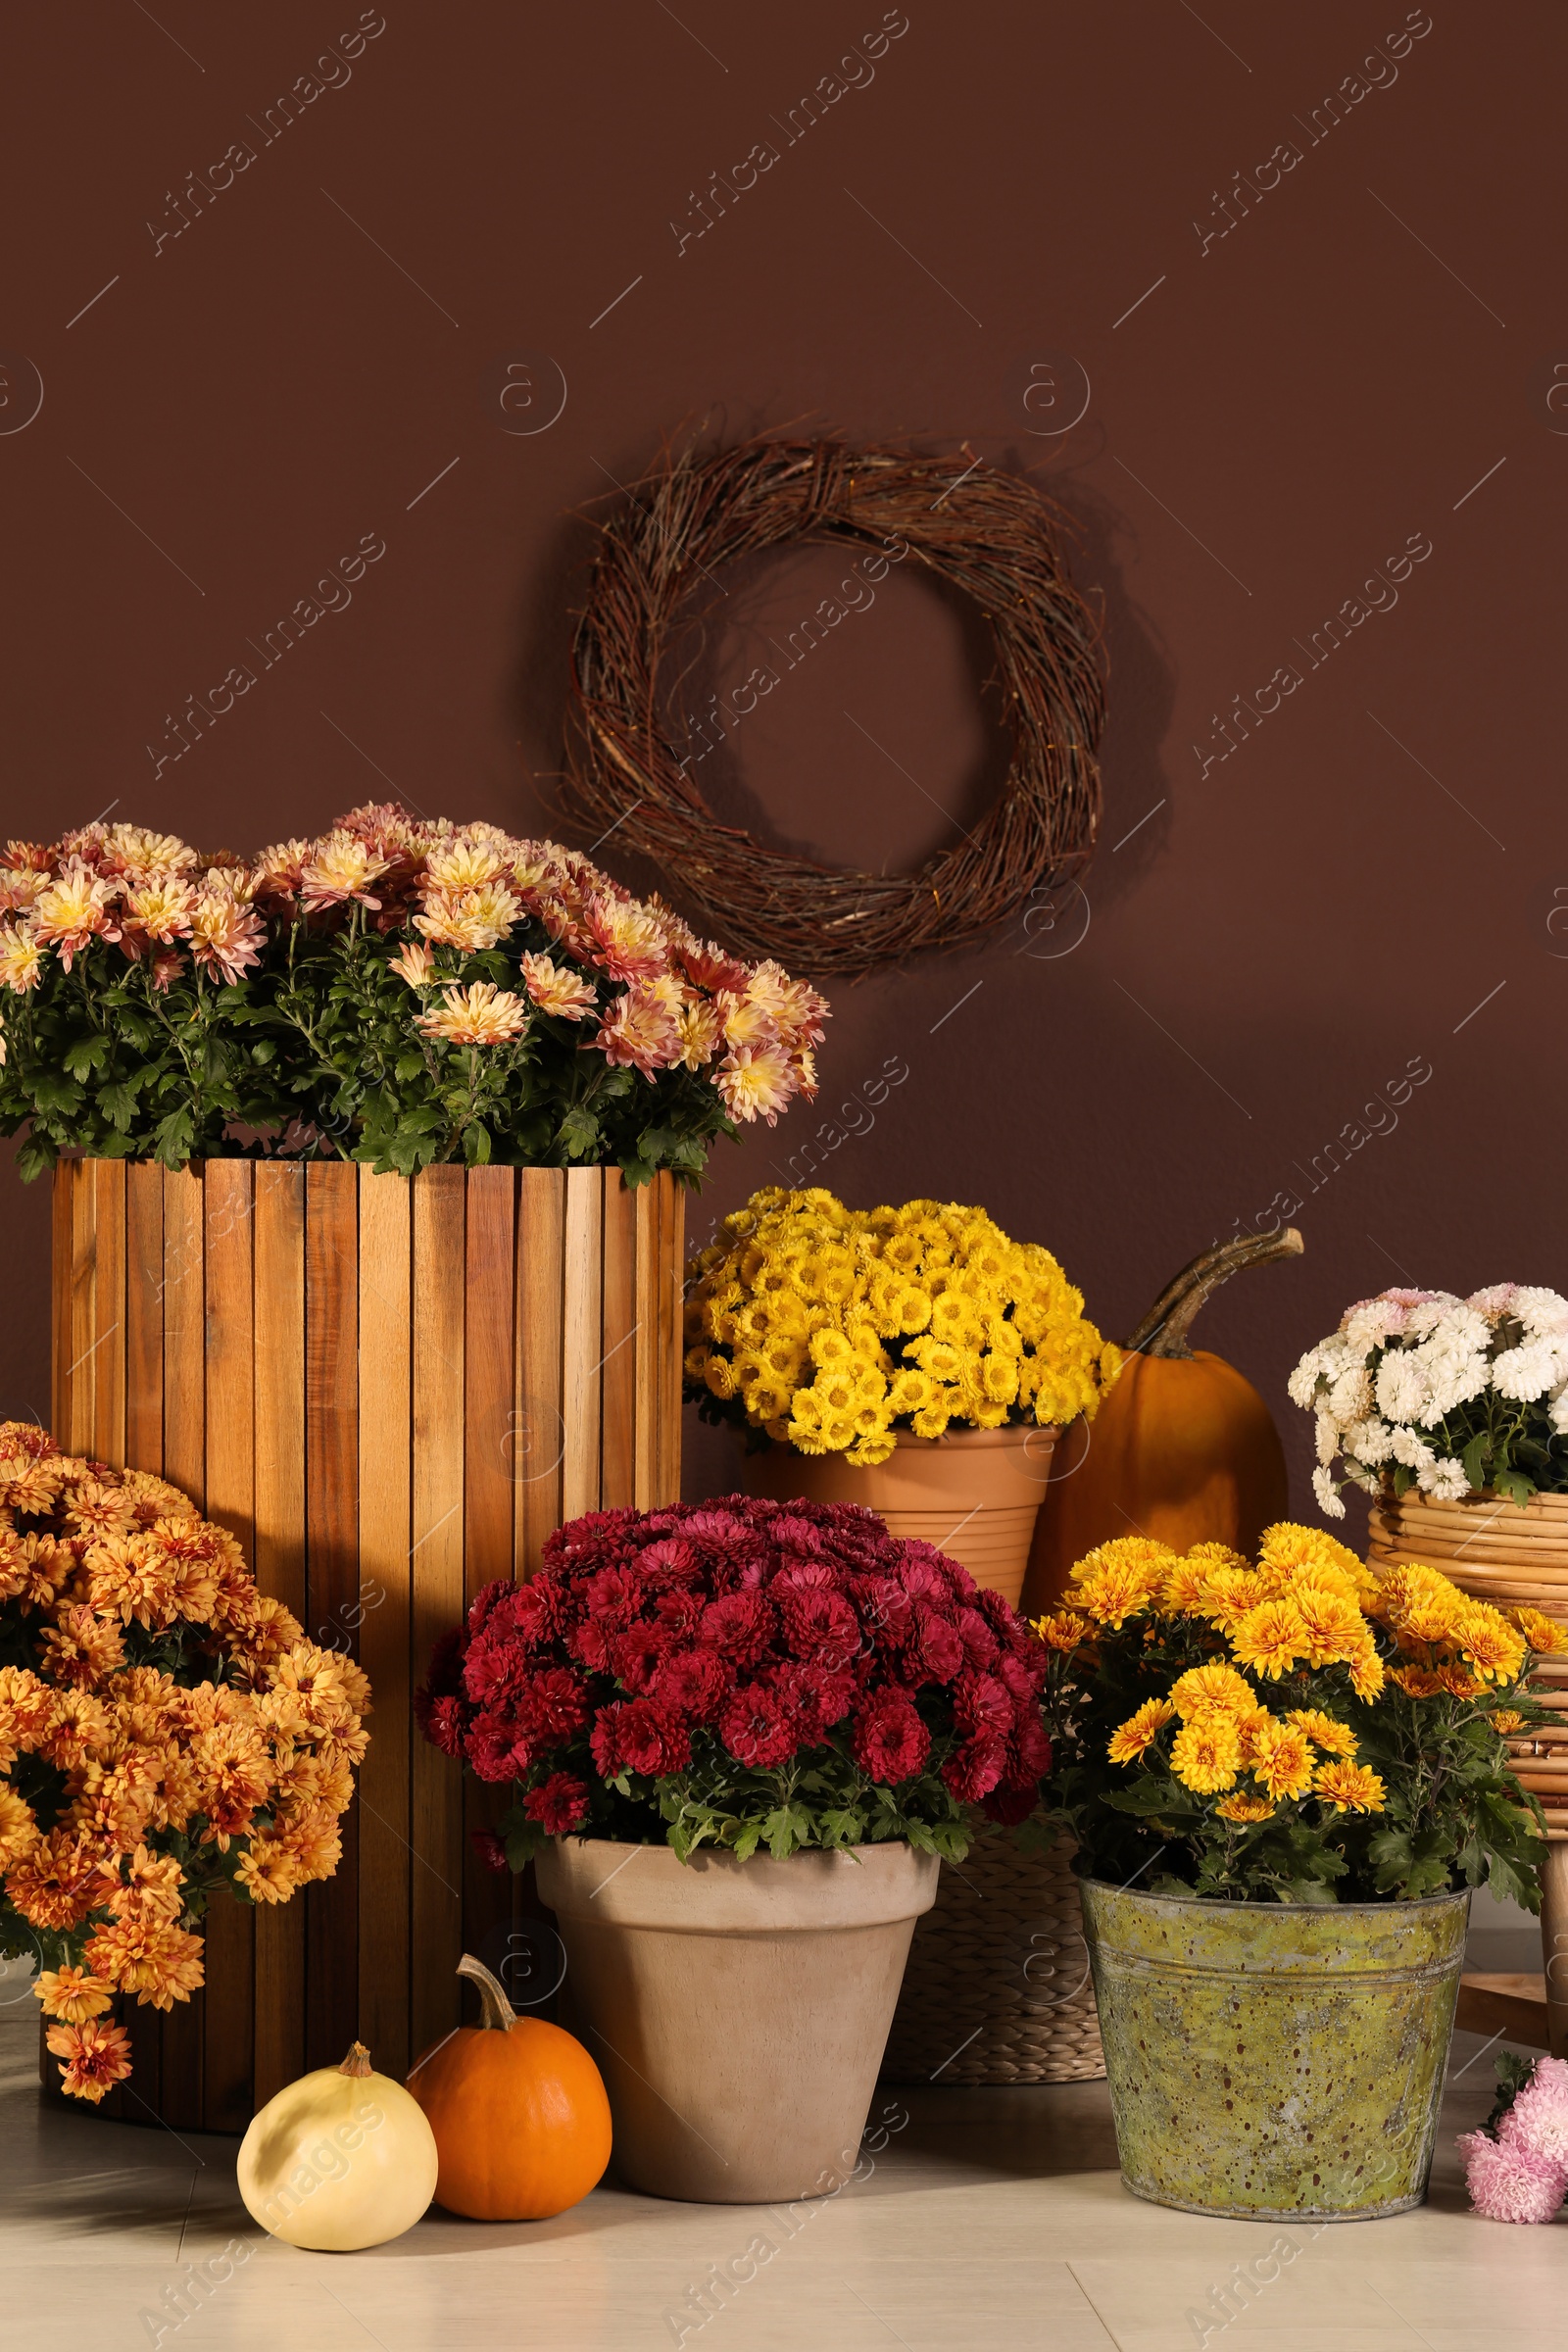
[683,1189,1119,1467]
[1035,1524,1558,1904]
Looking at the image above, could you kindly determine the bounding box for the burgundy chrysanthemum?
[942,1734,1007,1803]
[719,1682,799,1770]
[851,1689,931,1785]
[591,1697,688,1778]
[523,1771,591,1834]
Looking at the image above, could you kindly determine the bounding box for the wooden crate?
[48,1158,684,2129]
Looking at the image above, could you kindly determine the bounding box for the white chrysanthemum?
[1388,1424,1436,1471]
[1514,1287,1568,1339]
[1493,1341,1564,1403]
[1550,1386,1568,1435]
[1315,1409,1340,1465]
[1312,1464,1347,1519]
[1346,1417,1395,1467]
[1419,1456,1472,1500]
[1289,1340,1344,1410]
[1404,1297,1459,1342]
[1326,1363,1373,1425]
[1377,1350,1433,1425]
[1467,1283,1520,1320]
[1343,1297,1409,1354]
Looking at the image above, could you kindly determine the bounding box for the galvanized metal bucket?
[1081,1880,1469,2220]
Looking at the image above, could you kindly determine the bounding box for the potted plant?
[1038,1520,1567,2218]
[0,807,824,2107]
[0,1421,366,2123]
[684,1188,1120,1604]
[416,1494,1051,2203]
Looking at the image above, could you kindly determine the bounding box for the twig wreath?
[566,437,1105,975]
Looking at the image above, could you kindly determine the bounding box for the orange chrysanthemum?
[45,2018,132,2103]
[1512,1606,1568,1656]
[1107,1699,1177,1764]
[1215,1791,1277,1824]
[1313,1761,1388,1813]
[33,1966,114,2024]
[1229,1599,1311,1680]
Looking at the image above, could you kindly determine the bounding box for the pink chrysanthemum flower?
[1499,2055,1568,2170]
[188,889,266,985]
[1458,2128,1567,2225]
[518,953,598,1021]
[415,981,529,1047]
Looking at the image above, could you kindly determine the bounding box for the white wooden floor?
[0,1969,1557,2352]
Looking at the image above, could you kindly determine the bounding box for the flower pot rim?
[1080,1878,1470,1918]
[738,1421,1061,1458]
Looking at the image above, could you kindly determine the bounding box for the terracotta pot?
[50,1156,686,2126]
[1370,1484,1568,2056]
[738,1424,1057,1605]
[535,1837,937,2203]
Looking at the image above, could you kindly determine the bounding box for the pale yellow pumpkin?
[237,2042,438,2251]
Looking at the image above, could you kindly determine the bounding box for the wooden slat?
[633,1177,661,1510]
[463,1168,518,1972]
[600,1174,637,1509]
[203,1160,255,1559]
[201,1159,256,2126]
[661,1175,685,1504]
[88,1159,125,1467]
[357,1167,413,2083]
[252,1165,309,2103]
[411,1166,466,2062]
[51,1164,74,1442]
[124,1161,164,1475]
[161,1167,206,1509]
[159,1965,204,2132]
[561,1171,604,1523]
[304,1162,360,2072]
[67,1156,97,1456]
[515,1170,564,1579]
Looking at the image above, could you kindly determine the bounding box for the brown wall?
[1,1,1557,1523]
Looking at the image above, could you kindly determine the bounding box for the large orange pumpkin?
[408,1952,612,2221]
[1021,1229,1301,1615]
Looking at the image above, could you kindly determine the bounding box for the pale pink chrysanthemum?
[674,933,751,995]
[517,952,598,1021]
[0,924,44,993]
[673,999,722,1070]
[713,990,777,1053]
[594,979,683,1078]
[1499,2055,1568,2170]
[0,860,50,916]
[298,831,389,913]
[187,889,266,985]
[423,834,510,892]
[1458,2128,1567,2224]
[585,894,668,985]
[415,981,529,1047]
[250,839,313,911]
[30,859,121,968]
[103,826,196,884]
[414,882,518,953]
[148,948,184,992]
[716,1041,795,1126]
[121,877,194,953]
[388,941,436,989]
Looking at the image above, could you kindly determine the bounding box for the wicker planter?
[881,1825,1102,2084]
[739,1424,1058,1604]
[49,1156,684,2129]
[1370,1485,1568,2055]
[1083,1881,1468,2220]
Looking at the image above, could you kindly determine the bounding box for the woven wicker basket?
[880,1824,1103,2084]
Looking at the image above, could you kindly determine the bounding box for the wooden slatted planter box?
[48,1158,684,2130]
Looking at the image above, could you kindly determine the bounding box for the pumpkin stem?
[1125,1229,1303,1360]
[457,1950,517,2033]
[338,2042,373,2078]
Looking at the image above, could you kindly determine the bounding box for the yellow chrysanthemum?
[1168,1662,1260,1723]
[1195,1566,1267,1632]
[1390,1662,1445,1698]
[1291,1581,1368,1667]
[1069,1538,1175,1628]
[1256,1522,1374,1599]
[1512,1606,1568,1655]
[1490,1710,1525,1736]
[1107,1699,1177,1764]
[1249,1720,1316,1801]
[1313,1761,1387,1814]
[1346,1641,1386,1703]
[1229,1598,1311,1680]
[1286,1708,1358,1757]
[1031,1610,1094,1654]
[1451,1601,1527,1685]
[1215,1791,1277,1824]
[1171,1718,1242,1793]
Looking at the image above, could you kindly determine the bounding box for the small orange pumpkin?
[408,1952,612,2221]
[1022,1229,1302,1615]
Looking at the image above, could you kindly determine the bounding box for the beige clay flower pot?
[739,1423,1058,1604]
[535,1837,938,2203]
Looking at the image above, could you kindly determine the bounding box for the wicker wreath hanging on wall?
[566,437,1105,975]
